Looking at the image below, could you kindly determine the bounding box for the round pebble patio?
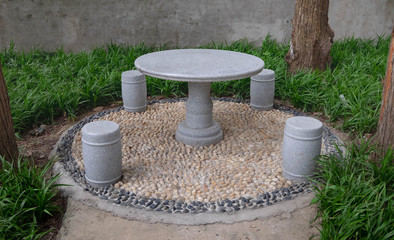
[56,98,341,214]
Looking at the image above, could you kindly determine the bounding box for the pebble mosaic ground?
[57,98,340,213]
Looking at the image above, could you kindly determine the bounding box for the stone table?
[135,49,264,146]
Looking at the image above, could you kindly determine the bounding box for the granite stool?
[121,70,147,112]
[281,116,323,182]
[250,69,275,110]
[82,120,122,188]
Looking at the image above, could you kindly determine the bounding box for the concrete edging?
[53,159,314,225]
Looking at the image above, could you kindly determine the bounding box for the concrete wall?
[0,0,393,52]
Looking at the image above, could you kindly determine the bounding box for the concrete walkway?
[57,197,318,240]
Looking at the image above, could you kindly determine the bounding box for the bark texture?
[376,27,394,156]
[286,0,334,73]
[0,62,18,165]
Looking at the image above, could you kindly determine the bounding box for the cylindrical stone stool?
[82,120,122,188]
[121,70,147,112]
[250,69,275,110]
[281,116,323,182]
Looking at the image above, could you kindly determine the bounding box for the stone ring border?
[52,98,342,224]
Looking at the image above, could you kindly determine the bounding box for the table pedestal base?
[175,82,223,146]
[176,120,223,146]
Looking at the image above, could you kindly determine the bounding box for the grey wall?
[0,0,393,52]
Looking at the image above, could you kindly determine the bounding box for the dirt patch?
[17,102,123,166]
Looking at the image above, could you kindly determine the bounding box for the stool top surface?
[285,117,323,139]
[82,120,120,144]
[135,49,264,82]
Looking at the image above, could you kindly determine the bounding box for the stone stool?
[250,69,275,110]
[281,116,323,182]
[121,70,147,112]
[82,120,122,188]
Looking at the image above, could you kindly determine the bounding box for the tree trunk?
[376,27,394,156]
[286,0,334,73]
[0,61,18,165]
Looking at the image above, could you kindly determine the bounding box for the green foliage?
[1,43,156,131]
[0,157,63,239]
[275,37,388,134]
[203,37,289,99]
[312,142,393,240]
[146,75,187,98]
[0,36,390,135]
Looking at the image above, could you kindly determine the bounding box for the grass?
[276,36,388,134]
[1,36,390,134]
[312,142,393,240]
[0,157,63,240]
[1,42,156,130]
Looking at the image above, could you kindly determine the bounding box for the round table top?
[134,49,264,82]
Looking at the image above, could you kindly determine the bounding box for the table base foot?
[175,120,223,146]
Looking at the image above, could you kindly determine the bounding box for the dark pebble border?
[56,98,341,214]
